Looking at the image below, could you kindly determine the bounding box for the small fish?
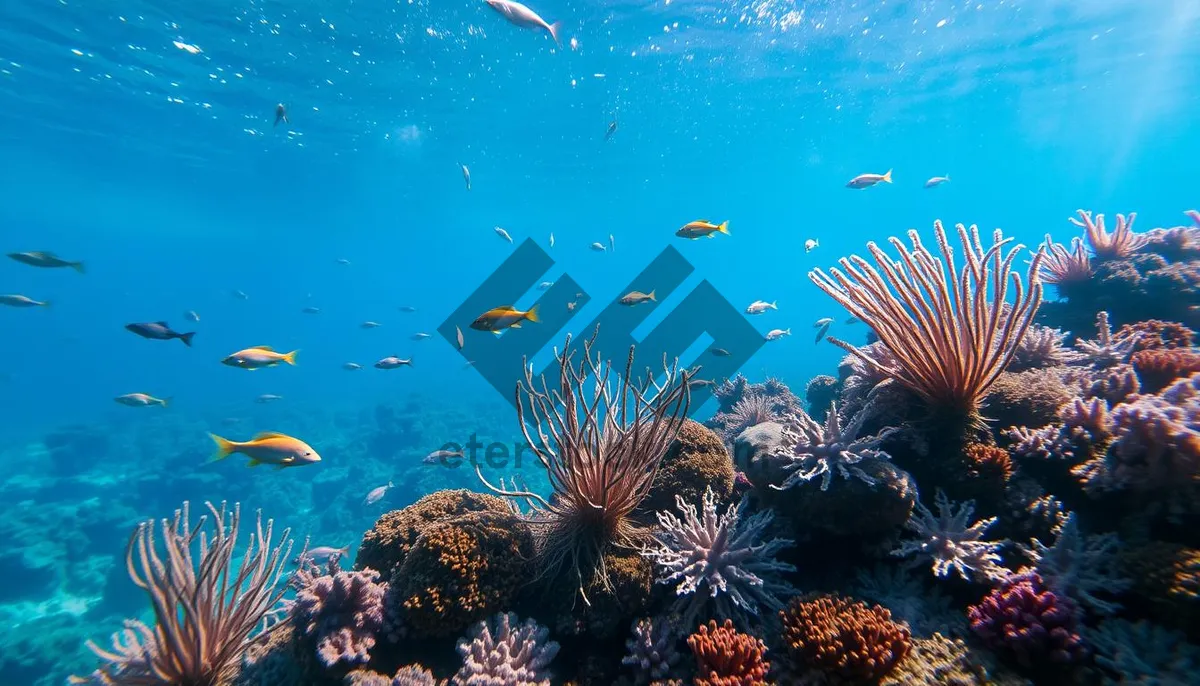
[424,448,465,465]
[471,305,540,333]
[745,300,777,315]
[209,431,320,468]
[301,306,321,314]
[537,281,554,290]
[845,316,862,325]
[495,226,514,243]
[619,290,656,306]
[549,232,555,248]
[361,321,381,329]
[126,321,195,346]
[813,317,834,343]
[461,163,471,190]
[462,360,476,370]
[566,301,577,311]
[590,242,607,252]
[605,118,618,141]
[375,356,413,369]
[256,394,284,404]
[676,220,730,240]
[221,346,298,370]
[411,332,431,341]
[804,239,819,253]
[484,0,561,45]
[0,294,50,308]
[364,481,394,505]
[294,546,349,566]
[925,175,950,188]
[7,251,85,273]
[766,328,791,341]
[710,347,732,357]
[455,326,465,351]
[343,362,362,370]
[846,169,893,189]
[609,234,616,253]
[185,310,200,322]
[114,393,169,408]
[233,290,249,300]
[398,305,418,313]
[688,378,717,389]
[336,258,351,265]
[274,103,289,127]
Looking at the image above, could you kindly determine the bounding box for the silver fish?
[813,317,833,343]
[361,321,381,329]
[364,481,394,505]
[456,325,464,351]
[424,448,464,465]
[846,169,892,189]
[710,347,731,357]
[461,163,472,190]
[619,290,656,306]
[302,306,321,314]
[766,328,791,341]
[293,545,348,566]
[609,233,615,252]
[185,310,200,322]
[256,394,284,404]
[804,238,819,253]
[484,0,561,44]
[925,175,950,188]
[411,332,431,341]
[375,356,413,369]
[495,226,513,243]
[745,300,777,315]
[343,362,362,370]
[537,281,554,290]
[590,242,606,252]
[399,305,418,313]
[549,232,555,248]
[0,294,49,308]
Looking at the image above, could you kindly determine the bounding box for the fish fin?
[156,321,169,327]
[209,433,237,460]
[492,330,503,336]
[786,328,792,334]
[160,397,172,408]
[648,290,656,302]
[706,233,715,239]
[510,322,522,329]
[179,332,196,347]
[281,456,295,464]
[525,304,540,323]
[718,221,730,235]
[252,431,289,440]
[771,301,777,308]
[71,261,86,274]
[248,459,262,468]
[882,169,893,183]
[250,345,275,351]
[40,300,51,308]
[945,174,950,181]
[548,21,562,46]
[283,350,299,366]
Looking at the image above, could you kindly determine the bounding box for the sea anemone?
[810,221,1044,422]
[779,593,911,682]
[475,332,691,602]
[453,612,559,686]
[1073,311,1139,369]
[967,571,1087,669]
[1009,324,1085,371]
[891,490,1007,583]
[1070,209,1150,260]
[292,558,388,667]
[768,401,894,492]
[687,619,770,686]
[643,486,796,631]
[1037,235,1092,291]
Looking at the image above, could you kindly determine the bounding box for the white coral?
[1073,311,1139,368]
[453,613,558,686]
[892,491,1007,583]
[1022,513,1130,616]
[768,401,892,491]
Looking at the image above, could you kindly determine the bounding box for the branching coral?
[1073,311,1140,369]
[1116,319,1195,352]
[1008,396,1113,463]
[1070,209,1150,260]
[767,401,894,491]
[686,619,770,686]
[779,594,911,682]
[1132,348,1200,393]
[644,486,795,631]
[452,613,559,686]
[810,221,1044,420]
[72,502,294,686]
[1010,324,1084,371]
[345,665,440,686]
[1022,513,1129,616]
[621,617,681,684]
[967,571,1086,669]
[475,332,691,600]
[292,557,388,667]
[892,490,1007,583]
[1037,235,1092,290]
[964,443,1014,482]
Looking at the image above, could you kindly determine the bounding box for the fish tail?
[525,305,540,324]
[283,350,299,366]
[786,328,792,335]
[40,300,51,308]
[179,332,196,347]
[944,174,950,181]
[882,169,893,183]
[648,290,656,302]
[548,21,562,46]
[209,433,237,461]
[771,301,777,308]
[160,397,172,408]
[71,261,86,274]
[717,221,730,235]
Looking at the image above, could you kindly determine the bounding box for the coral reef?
[892,490,1007,583]
[804,375,839,421]
[453,612,559,686]
[293,558,389,667]
[1073,311,1139,369]
[1089,619,1200,685]
[620,617,681,684]
[1009,324,1084,372]
[708,375,804,445]
[644,486,795,632]
[779,593,911,682]
[967,571,1086,670]
[686,619,770,686]
[1021,513,1129,617]
[767,402,894,492]
[1116,319,1195,352]
[879,632,1029,686]
[643,420,735,516]
[1131,348,1200,393]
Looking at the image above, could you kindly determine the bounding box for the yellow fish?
[209,431,321,468]
[676,220,730,240]
[470,305,540,334]
[221,345,298,370]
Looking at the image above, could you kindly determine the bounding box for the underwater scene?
[1,0,1199,684]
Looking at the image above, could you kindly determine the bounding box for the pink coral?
[293,559,388,668]
[968,571,1086,669]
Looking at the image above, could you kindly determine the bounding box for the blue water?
[0,0,1198,682]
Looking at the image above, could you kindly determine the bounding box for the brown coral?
[985,369,1072,434]
[388,510,533,638]
[1131,349,1200,394]
[687,619,770,686]
[965,443,1014,483]
[537,547,654,639]
[355,489,511,575]
[643,420,735,516]
[1116,320,1195,352]
[880,632,1029,686]
[780,593,911,683]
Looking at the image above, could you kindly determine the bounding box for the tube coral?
[686,619,770,686]
[1037,235,1092,291]
[810,221,1044,420]
[967,571,1086,669]
[1070,209,1149,260]
[779,594,911,682]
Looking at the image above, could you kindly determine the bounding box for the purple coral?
[1073,311,1139,369]
[968,571,1087,668]
[891,490,1006,583]
[452,612,559,686]
[621,617,681,683]
[1010,324,1085,371]
[293,558,388,668]
[1008,396,1112,462]
[768,401,893,491]
[644,486,796,631]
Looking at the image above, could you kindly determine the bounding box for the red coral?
[687,619,770,686]
[1116,320,1196,352]
[1132,349,1200,393]
[780,594,911,682]
[968,571,1086,669]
